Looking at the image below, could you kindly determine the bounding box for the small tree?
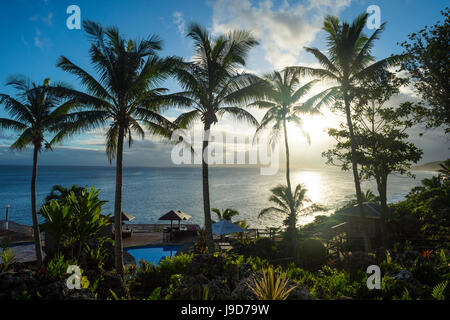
[400,7,450,133]
[323,76,423,245]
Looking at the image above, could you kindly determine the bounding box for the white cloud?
[33,28,43,48]
[212,0,352,69]
[173,11,186,36]
[42,12,53,25]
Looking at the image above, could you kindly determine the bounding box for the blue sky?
[0,0,448,167]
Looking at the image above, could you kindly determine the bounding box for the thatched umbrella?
[158,210,191,229]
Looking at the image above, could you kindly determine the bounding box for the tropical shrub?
[296,238,328,271]
[247,265,297,300]
[44,255,76,281]
[40,186,111,262]
[0,241,15,272]
[127,253,194,298]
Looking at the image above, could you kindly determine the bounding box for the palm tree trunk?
[202,122,215,251]
[376,172,388,247]
[31,143,43,266]
[114,125,125,276]
[283,118,298,253]
[343,93,371,252]
[282,118,293,195]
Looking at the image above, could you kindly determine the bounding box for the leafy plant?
[247,265,297,300]
[45,255,75,280]
[431,280,448,300]
[0,241,15,272]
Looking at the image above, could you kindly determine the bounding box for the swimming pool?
[125,245,181,267]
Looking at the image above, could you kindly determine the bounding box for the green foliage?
[309,265,363,299]
[84,238,112,272]
[45,255,75,281]
[400,7,450,133]
[193,229,208,254]
[127,253,194,298]
[0,241,15,272]
[388,174,450,245]
[431,281,448,300]
[40,186,111,262]
[296,238,328,271]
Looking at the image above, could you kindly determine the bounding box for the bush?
[127,253,194,298]
[45,255,76,281]
[296,238,328,271]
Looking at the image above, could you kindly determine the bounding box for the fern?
[431,281,448,300]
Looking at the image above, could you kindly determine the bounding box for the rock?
[286,282,314,300]
[231,276,256,300]
[393,269,424,296]
[394,269,414,281]
[39,280,69,300]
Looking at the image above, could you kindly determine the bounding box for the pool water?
[125,245,181,267]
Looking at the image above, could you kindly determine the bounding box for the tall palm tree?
[251,67,327,199]
[293,13,405,251]
[0,77,78,266]
[171,23,267,250]
[55,21,182,276]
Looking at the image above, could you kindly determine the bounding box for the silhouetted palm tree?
[345,189,381,208]
[44,184,85,204]
[293,13,405,251]
[55,21,183,275]
[0,77,78,266]
[259,184,322,248]
[212,208,239,221]
[438,159,450,177]
[172,23,267,250]
[251,67,328,200]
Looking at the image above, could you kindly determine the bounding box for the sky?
[0,0,448,168]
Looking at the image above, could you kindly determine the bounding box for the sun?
[286,114,332,143]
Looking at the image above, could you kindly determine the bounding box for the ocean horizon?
[0,165,436,229]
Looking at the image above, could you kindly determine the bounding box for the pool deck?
[1,232,196,264]
[123,232,197,248]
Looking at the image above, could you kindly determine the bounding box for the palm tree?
[171,23,267,250]
[345,189,381,208]
[0,76,78,266]
[259,184,322,248]
[212,208,239,222]
[292,13,405,251]
[438,159,450,177]
[55,21,182,276]
[251,67,328,198]
[44,184,85,204]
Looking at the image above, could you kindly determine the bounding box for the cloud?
[33,28,53,50]
[173,11,186,36]
[42,12,53,25]
[212,0,352,69]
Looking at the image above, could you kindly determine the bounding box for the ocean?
[0,165,436,229]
